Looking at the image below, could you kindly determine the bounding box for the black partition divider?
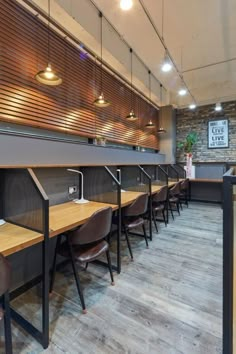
[174,164,186,179]
[194,162,227,179]
[223,168,236,354]
[81,166,119,205]
[3,169,45,232]
[142,165,168,185]
[160,164,179,181]
[119,165,150,193]
[2,168,50,349]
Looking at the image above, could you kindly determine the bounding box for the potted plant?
[177,132,197,178]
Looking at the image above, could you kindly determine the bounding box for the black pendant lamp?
[93,12,110,107]
[35,0,62,86]
[145,70,155,128]
[157,84,167,134]
[126,48,138,121]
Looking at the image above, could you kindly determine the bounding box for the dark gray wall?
[0,133,165,166]
[34,168,80,206]
[159,106,176,163]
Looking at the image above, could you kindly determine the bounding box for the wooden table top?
[49,201,118,237]
[120,191,145,207]
[190,178,223,183]
[0,186,170,257]
[0,223,44,257]
[0,201,118,256]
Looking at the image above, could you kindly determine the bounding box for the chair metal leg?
[3,291,12,354]
[124,228,133,260]
[106,250,115,285]
[168,201,174,220]
[85,263,88,270]
[67,241,87,314]
[50,234,62,294]
[152,209,158,233]
[185,192,189,207]
[176,201,180,215]
[142,224,149,248]
[161,209,167,226]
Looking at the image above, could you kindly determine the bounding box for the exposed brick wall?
[176,100,236,162]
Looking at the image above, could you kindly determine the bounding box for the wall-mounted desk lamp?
[117,169,126,192]
[67,169,89,204]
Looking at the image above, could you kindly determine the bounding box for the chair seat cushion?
[59,240,109,263]
[169,196,178,203]
[152,203,165,211]
[123,216,144,229]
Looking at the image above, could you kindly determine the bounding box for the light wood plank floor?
[2,203,222,353]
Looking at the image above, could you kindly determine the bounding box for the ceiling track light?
[126,48,138,121]
[145,70,155,129]
[120,0,133,11]
[157,84,166,134]
[160,0,172,73]
[161,51,172,72]
[215,102,222,111]
[93,12,110,107]
[178,88,187,96]
[35,0,62,86]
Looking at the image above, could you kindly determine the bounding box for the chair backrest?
[70,207,112,245]
[169,181,181,196]
[124,193,148,217]
[152,185,168,203]
[181,178,189,191]
[0,254,10,297]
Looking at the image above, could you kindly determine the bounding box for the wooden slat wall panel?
[0,0,159,149]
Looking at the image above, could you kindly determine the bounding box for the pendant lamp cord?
[161,0,164,40]
[99,12,103,92]
[48,0,51,63]
[160,83,162,125]
[130,48,133,111]
[149,70,151,101]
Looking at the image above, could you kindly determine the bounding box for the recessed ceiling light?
[189,104,196,109]
[215,102,222,111]
[178,89,187,96]
[120,0,133,10]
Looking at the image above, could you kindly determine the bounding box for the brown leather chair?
[152,185,168,232]
[50,207,114,314]
[122,193,149,260]
[180,178,190,207]
[168,181,182,220]
[0,254,12,354]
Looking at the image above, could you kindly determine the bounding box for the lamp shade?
[145,120,155,128]
[35,63,62,86]
[126,110,138,121]
[93,92,110,107]
[157,127,166,134]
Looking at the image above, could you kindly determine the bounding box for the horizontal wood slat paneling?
[0,0,159,150]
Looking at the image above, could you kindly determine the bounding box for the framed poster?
[208,119,229,149]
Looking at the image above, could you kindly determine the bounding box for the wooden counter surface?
[120,191,145,207]
[190,178,223,183]
[49,201,118,237]
[0,223,43,257]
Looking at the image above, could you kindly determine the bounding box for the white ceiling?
[19,0,236,107]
